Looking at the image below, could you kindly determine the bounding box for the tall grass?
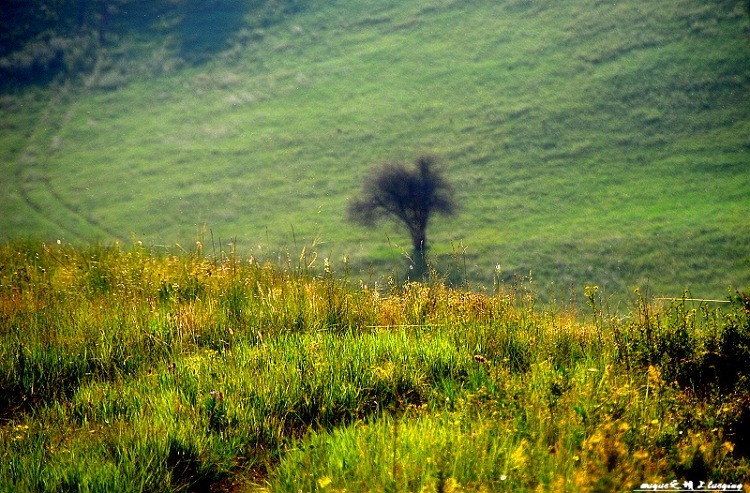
[1,241,748,491]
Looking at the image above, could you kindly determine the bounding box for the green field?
[1,242,749,491]
[2,0,749,301]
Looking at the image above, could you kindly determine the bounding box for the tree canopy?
[348,154,457,258]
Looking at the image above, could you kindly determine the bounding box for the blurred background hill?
[1,0,748,304]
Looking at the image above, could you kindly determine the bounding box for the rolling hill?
[2,0,749,303]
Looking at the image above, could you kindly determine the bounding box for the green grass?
[1,242,749,491]
[1,0,749,302]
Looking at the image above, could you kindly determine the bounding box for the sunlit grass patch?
[269,412,520,492]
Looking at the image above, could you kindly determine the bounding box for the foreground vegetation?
[1,241,749,492]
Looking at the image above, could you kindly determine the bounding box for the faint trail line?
[54,54,122,240]
[15,54,122,242]
[655,297,730,304]
[15,79,82,240]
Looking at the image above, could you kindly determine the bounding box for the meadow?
[1,241,749,491]
[1,0,749,302]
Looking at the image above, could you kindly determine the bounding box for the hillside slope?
[1,0,749,301]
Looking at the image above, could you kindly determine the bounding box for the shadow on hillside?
[0,0,309,87]
[152,0,307,64]
[175,0,250,64]
[111,0,252,64]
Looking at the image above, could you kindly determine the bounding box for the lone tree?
[348,154,457,264]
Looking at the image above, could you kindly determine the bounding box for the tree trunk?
[410,228,428,280]
[411,233,425,254]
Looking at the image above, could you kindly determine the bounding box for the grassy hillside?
[1,0,749,301]
[1,243,749,491]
